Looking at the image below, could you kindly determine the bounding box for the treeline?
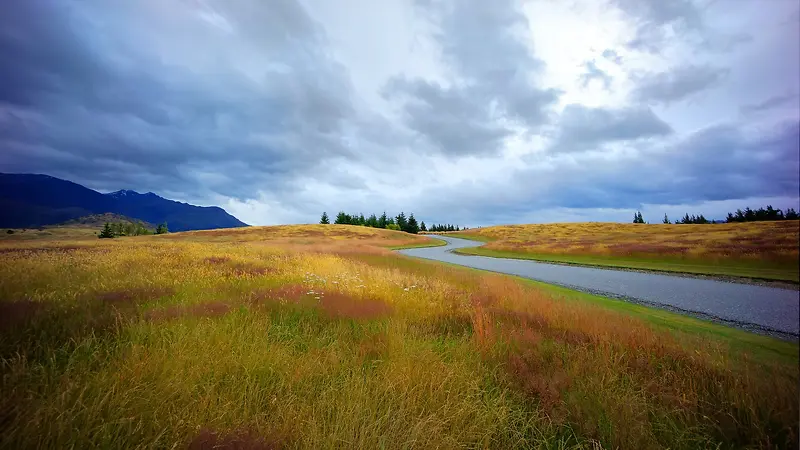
[633,205,799,225]
[725,206,798,222]
[99,221,167,238]
[321,211,423,234]
[319,211,465,234]
[427,224,463,232]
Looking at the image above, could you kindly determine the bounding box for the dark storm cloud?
[382,78,511,156]
[414,119,799,226]
[0,0,357,200]
[631,64,728,105]
[552,104,673,152]
[382,0,560,156]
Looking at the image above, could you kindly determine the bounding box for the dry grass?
[454,221,800,281]
[0,224,796,449]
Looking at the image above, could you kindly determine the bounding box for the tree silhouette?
[319,212,330,224]
[99,223,114,239]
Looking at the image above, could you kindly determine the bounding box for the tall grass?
[454,221,800,281]
[1,225,797,448]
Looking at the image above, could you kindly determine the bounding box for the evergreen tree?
[320,212,330,224]
[420,221,427,232]
[396,212,408,232]
[334,211,348,224]
[407,213,419,234]
[99,223,115,239]
[786,208,799,220]
[366,214,378,228]
[155,222,169,234]
[358,213,366,226]
[662,214,670,224]
[378,212,388,228]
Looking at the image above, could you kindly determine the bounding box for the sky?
[0,0,798,227]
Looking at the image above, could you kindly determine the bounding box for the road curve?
[399,236,800,338]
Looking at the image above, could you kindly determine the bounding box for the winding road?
[399,236,800,338]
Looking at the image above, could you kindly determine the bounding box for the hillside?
[0,173,248,232]
[59,213,155,229]
[452,221,800,282]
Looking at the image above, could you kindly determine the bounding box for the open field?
[447,221,800,282]
[1,224,797,448]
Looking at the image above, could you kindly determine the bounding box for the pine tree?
[420,221,427,232]
[396,212,408,232]
[378,212,387,228]
[367,214,378,228]
[407,213,419,234]
[662,214,670,224]
[99,222,114,239]
[320,212,330,224]
[334,212,348,224]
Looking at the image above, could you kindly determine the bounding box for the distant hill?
[0,173,249,232]
[58,213,155,230]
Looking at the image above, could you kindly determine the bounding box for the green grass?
[388,237,447,250]
[454,244,800,283]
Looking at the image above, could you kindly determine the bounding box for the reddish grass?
[248,285,308,307]
[0,300,44,331]
[318,291,392,320]
[96,287,175,306]
[188,428,284,450]
[461,276,799,448]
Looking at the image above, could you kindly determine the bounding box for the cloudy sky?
[1,0,798,226]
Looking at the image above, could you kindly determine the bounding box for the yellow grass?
[1,224,797,449]
[453,221,800,281]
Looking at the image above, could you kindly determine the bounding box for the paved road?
[399,236,800,338]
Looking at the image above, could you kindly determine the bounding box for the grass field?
[449,221,800,282]
[1,224,797,449]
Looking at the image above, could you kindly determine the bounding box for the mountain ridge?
[0,173,249,232]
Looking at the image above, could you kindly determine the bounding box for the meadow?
[450,221,800,282]
[1,224,797,449]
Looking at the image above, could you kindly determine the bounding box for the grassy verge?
[388,237,447,250]
[454,239,799,283]
[426,259,798,365]
[1,226,797,449]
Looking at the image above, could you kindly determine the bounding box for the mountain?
[0,173,249,231]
